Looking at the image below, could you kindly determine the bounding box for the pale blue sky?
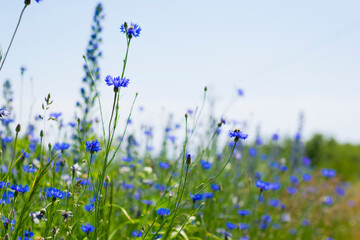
[1,0,360,143]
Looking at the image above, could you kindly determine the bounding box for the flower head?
[10,184,29,193]
[229,129,248,142]
[156,208,170,217]
[85,140,101,153]
[46,187,66,200]
[0,109,9,119]
[54,142,70,151]
[120,22,141,38]
[81,223,95,234]
[105,75,130,90]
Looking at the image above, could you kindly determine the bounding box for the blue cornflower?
[287,187,297,195]
[46,187,66,200]
[156,208,170,217]
[321,168,336,178]
[229,129,248,141]
[248,148,257,157]
[35,0,42,3]
[200,159,212,170]
[238,209,250,216]
[255,180,270,191]
[280,165,288,172]
[141,200,154,206]
[335,186,345,196]
[85,140,101,153]
[105,75,130,89]
[302,157,311,165]
[24,230,34,238]
[203,192,214,199]
[0,109,9,119]
[190,193,203,202]
[269,198,280,207]
[159,162,170,169]
[10,184,29,193]
[23,165,37,173]
[84,203,94,212]
[0,181,9,189]
[303,173,312,181]
[290,175,299,185]
[226,222,237,230]
[272,133,279,141]
[49,112,62,120]
[81,223,95,234]
[237,88,244,96]
[120,22,141,38]
[239,223,249,230]
[211,184,220,191]
[132,230,142,237]
[323,196,333,205]
[54,142,70,151]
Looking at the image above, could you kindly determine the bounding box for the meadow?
[0,1,358,239]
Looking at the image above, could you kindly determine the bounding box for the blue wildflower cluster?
[0,2,355,240]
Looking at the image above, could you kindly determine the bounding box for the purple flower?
[200,159,212,170]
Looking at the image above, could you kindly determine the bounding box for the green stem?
[0,5,27,72]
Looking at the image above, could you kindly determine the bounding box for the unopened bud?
[40,130,44,138]
[124,22,128,29]
[186,154,191,165]
[15,124,21,133]
[24,0,31,5]
[204,86,207,92]
[105,176,110,184]
[4,234,9,240]
[48,142,52,150]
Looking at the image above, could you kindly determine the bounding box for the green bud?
[15,124,21,133]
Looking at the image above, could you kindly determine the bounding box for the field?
[0,2,359,240]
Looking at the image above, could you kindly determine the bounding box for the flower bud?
[15,124,21,133]
[186,154,191,166]
[24,0,31,5]
[40,130,44,138]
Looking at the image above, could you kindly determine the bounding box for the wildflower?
[272,133,279,141]
[120,22,141,38]
[156,208,170,217]
[289,176,299,185]
[200,159,212,170]
[323,196,333,205]
[239,223,249,230]
[71,163,82,177]
[211,184,220,191]
[229,129,248,142]
[0,181,9,189]
[287,187,297,195]
[190,193,203,203]
[302,157,311,165]
[203,192,214,199]
[255,180,270,191]
[49,112,62,120]
[46,188,66,200]
[238,210,250,216]
[10,184,29,193]
[335,186,345,196]
[248,148,257,157]
[132,230,142,237]
[321,168,336,178]
[303,173,312,181]
[269,198,280,208]
[85,140,101,153]
[53,142,70,151]
[84,203,94,212]
[237,89,244,96]
[81,223,95,234]
[105,75,130,90]
[61,210,73,221]
[225,222,237,230]
[0,109,9,119]
[159,162,170,169]
[141,200,154,206]
[23,165,37,173]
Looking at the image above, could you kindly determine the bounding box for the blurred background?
[1,0,360,179]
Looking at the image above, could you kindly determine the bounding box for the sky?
[1,0,360,143]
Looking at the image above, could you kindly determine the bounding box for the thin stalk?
[0,5,27,72]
